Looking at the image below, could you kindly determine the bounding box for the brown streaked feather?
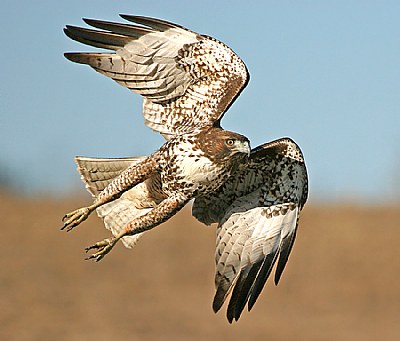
[64,15,249,139]
[193,138,308,322]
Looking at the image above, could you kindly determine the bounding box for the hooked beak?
[233,140,251,158]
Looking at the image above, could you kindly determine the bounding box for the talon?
[61,207,91,231]
[84,237,117,262]
[84,245,96,253]
[85,253,100,261]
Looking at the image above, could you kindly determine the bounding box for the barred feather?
[64,15,249,139]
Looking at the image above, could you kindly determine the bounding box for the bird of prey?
[62,15,308,323]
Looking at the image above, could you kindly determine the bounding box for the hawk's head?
[196,127,250,167]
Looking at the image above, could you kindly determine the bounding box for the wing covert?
[64,15,249,139]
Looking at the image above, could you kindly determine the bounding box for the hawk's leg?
[85,193,189,261]
[61,155,159,231]
[62,204,99,232]
[85,237,119,262]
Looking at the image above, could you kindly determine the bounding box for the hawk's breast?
[161,138,229,195]
[177,153,222,185]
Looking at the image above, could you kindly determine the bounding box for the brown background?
[0,193,399,340]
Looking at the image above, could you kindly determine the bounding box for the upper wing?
[192,138,308,322]
[64,15,249,139]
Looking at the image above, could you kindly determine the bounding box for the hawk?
[62,15,308,323]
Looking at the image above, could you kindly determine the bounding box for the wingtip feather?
[119,14,179,31]
[274,229,297,285]
[64,52,82,63]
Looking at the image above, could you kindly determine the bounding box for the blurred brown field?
[0,192,399,340]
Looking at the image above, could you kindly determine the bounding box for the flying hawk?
[62,15,308,323]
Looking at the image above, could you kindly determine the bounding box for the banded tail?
[75,156,164,248]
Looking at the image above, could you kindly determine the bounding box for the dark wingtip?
[274,229,297,286]
[274,271,282,286]
[226,304,236,322]
[63,25,82,44]
[81,18,104,30]
[64,53,81,63]
[212,301,221,314]
[212,287,227,313]
[64,25,80,36]
[247,294,257,312]
[119,14,136,20]
[248,252,279,312]
[63,26,72,38]
[63,26,85,47]
[82,18,93,25]
[119,14,179,30]
[119,14,147,25]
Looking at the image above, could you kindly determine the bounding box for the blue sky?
[1,1,399,203]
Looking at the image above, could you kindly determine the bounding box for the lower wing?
[192,138,308,322]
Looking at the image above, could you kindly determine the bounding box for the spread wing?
[192,138,308,322]
[64,15,249,139]
[75,156,165,248]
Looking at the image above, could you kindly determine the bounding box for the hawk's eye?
[226,138,235,147]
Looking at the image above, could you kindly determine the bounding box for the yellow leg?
[61,202,99,231]
[85,236,120,262]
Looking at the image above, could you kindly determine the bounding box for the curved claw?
[85,237,117,262]
[61,207,91,231]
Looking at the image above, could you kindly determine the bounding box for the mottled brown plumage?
[193,138,308,322]
[63,127,250,256]
[61,15,308,323]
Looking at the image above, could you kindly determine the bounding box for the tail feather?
[96,196,151,248]
[74,156,160,249]
[75,156,145,197]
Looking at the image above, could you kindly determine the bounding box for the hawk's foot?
[62,207,91,232]
[85,237,118,262]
